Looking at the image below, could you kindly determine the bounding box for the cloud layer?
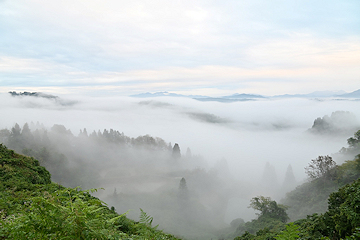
[0,0,359,95]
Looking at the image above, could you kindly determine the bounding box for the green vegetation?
[304,155,337,180]
[283,134,360,222]
[0,122,238,239]
[249,196,288,223]
[0,144,180,239]
[232,177,360,240]
[3,121,360,240]
[231,197,288,239]
[230,129,360,240]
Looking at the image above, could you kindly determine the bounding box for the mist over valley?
[1,91,360,239]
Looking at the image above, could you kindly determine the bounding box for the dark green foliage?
[336,158,360,185]
[234,231,255,240]
[0,144,51,189]
[245,179,360,240]
[249,196,289,223]
[355,154,360,171]
[234,218,284,238]
[232,180,360,239]
[231,197,288,239]
[1,188,130,239]
[326,178,360,239]
[282,153,360,222]
[234,227,281,240]
[274,223,300,240]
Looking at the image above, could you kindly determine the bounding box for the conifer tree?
[179,177,187,190]
[172,143,181,159]
[282,164,297,192]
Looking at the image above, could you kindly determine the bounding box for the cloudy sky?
[0,0,359,96]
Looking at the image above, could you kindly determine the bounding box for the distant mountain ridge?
[337,89,360,98]
[275,90,348,98]
[222,93,265,99]
[9,91,58,99]
[131,89,360,102]
[130,91,208,99]
[8,91,78,106]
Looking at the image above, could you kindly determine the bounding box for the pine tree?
[179,177,187,190]
[282,164,297,192]
[172,143,181,159]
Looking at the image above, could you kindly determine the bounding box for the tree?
[179,177,187,190]
[326,178,360,239]
[8,123,23,150]
[11,123,21,137]
[78,128,88,138]
[21,123,31,135]
[172,143,181,159]
[249,196,289,223]
[282,164,297,192]
[51,124,72,135]
[21,123,34,146]
[178,177,188,201]
[0,129,10,144]
[305,155,337,180]
[347,130,360,148]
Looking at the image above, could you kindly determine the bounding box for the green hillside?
[0,144,180,239]
[228,130,360,239]
[228,162,360,239]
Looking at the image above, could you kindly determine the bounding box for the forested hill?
[282,130,360,221]
[227,130,360,240]
[0,122,175,189]
[0,144,180,239]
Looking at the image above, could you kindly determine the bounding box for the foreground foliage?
[0,144,179,239]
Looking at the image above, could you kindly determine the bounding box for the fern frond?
[139,208,154,227]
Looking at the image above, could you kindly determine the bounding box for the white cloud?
[0,1,359,96]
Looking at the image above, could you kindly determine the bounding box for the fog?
[1,92,359,239]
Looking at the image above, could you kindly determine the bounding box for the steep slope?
[0,144,180,240]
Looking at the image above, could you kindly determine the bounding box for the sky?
[0,0,359,96]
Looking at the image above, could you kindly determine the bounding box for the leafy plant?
[139,208,159,230]
[0,143,180,240]
[249,196,289,223]
[274,223,300,240]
